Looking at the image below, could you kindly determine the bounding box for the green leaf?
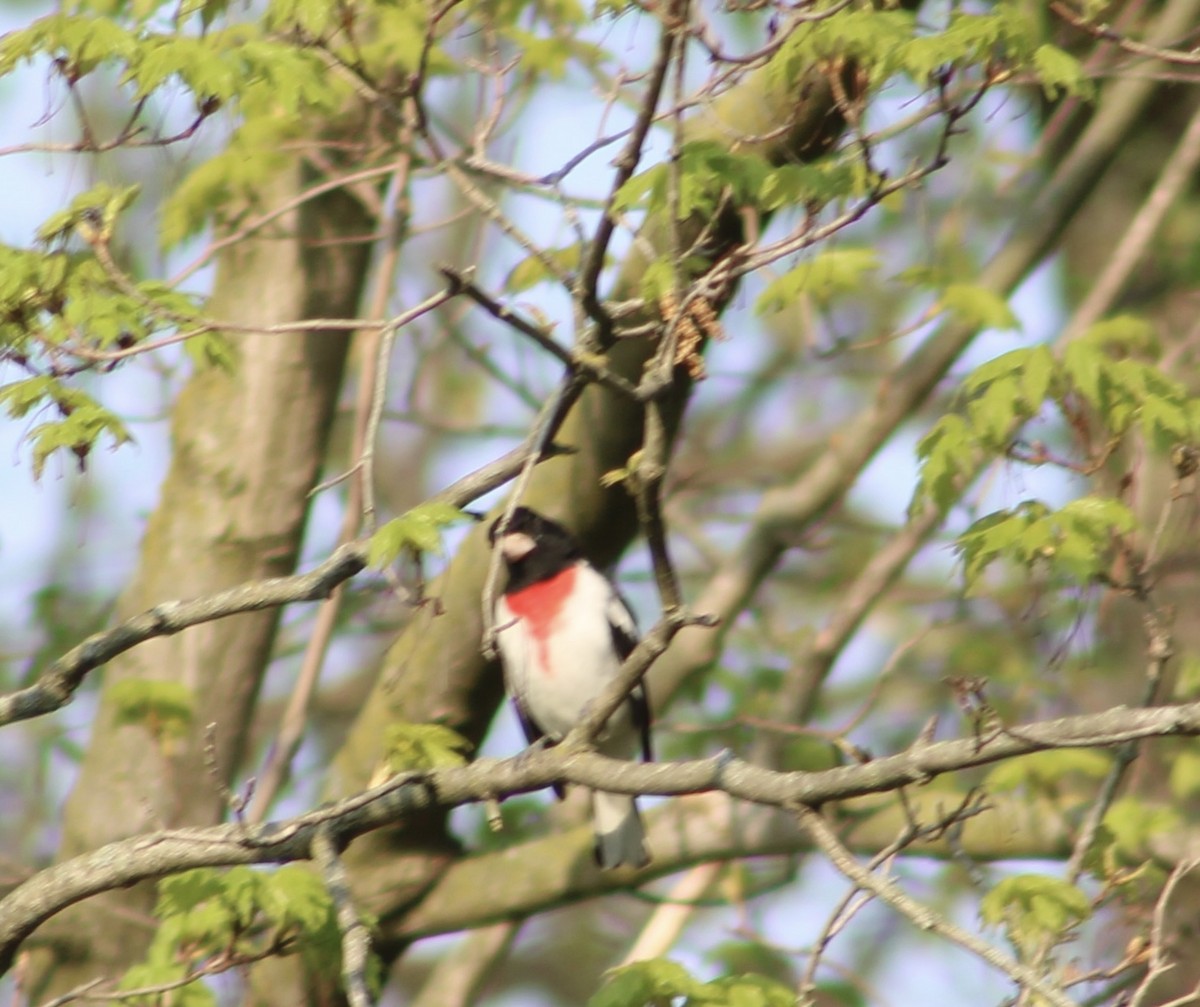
[141,863,369,997]
[912,413,973,513]
[939,283,1019,331]
[0,377,59,419]
[1102,797,1183,861]
[184,331,236,371]
[263,866,335,935]
[221,866,267,928]
[1051,496,1135,579]
[37,183,141,245]
[758,160,860,211]
[110,679,195,740]
[157,868,226,918]
[506,243,582,292]
[1078,315,1157,354]
[266,0,338,35]
[984,749,1111,792]
[954,496,1133,586]
[703,973,798,1007]
[1032,43,1093,99]
[160,118,291,247]
[771,8,915,90]
[614,141,773,221]
[637,257,676,305]
[1139,391,1192,449]
[981,874,1091,952]
[1062,340,1105,412]
[612,166,662,216]
[382,722,473,772]
[954,502,1047,586]
[755,249,880,314]
[589,959,707,1007]
[1055,496,1136,536]
[0,14,138,78]
[368,502,472,567]
[27,401,132,479]
[1059,316,1190,447]
[962,347,1052,404]
[1169,749,1200,801]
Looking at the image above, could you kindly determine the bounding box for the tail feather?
[592,790,649,869]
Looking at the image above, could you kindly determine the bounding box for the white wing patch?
[606,590,638,658]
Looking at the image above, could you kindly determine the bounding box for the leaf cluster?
[768,4,1092,99]
[981,873,1091,959]
[367,502,474,568]
[913,316,1200,585]
[380,721,473,773]
[590,958,798,1007]
[118,865,364,1006]
[0,180,232,474]
[110,679,195,746]
[0,375,131,479]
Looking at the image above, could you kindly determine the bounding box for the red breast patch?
[505,564,578,674]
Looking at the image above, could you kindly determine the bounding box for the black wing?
[511,687,566,800]
[607,587,652,763]
[630,682,653,764]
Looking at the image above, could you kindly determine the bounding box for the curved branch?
[795,804,1076,1007]
[0,431,578,732]
[0,544,368,728]
[5,699,1200,974]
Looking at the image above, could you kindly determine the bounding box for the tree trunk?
[30,165,374,996]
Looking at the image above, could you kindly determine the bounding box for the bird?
[488,506,651,869]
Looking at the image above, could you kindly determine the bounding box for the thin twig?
[247,156,417,824]
[438,265,640,400]
[169,159,412,287]
[793,804,1078,1007]
[576,0,678,341]
[1050,2,1200,65]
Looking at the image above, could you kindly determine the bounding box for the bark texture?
[30,164,374,996]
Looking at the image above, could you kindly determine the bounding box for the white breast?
[495,562,635,750]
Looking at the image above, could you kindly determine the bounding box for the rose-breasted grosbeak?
[489,507,651,869]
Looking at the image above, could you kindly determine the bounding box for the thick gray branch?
[4,699,1200,974]
[0,544,368,728]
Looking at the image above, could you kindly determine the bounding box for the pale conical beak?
[498,531,537,561]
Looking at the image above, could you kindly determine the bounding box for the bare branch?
[576,0,680,340]
[1051,2,1200,65]
[438,265,640,400]
[7,699,1200,973]
[794,804,1077,1007]
[0,544,368,729]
